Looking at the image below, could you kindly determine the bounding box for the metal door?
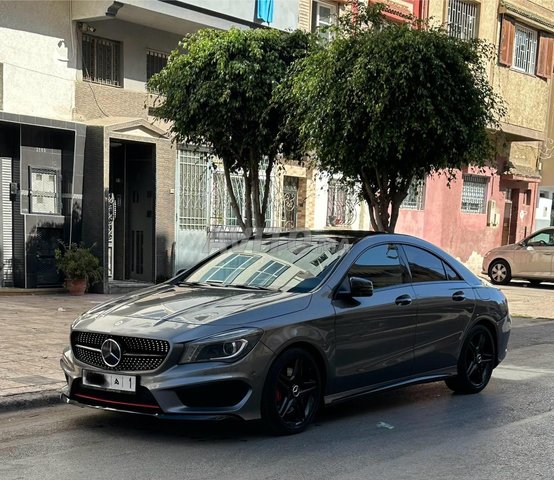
[1,157,13,286]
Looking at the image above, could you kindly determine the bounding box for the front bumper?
[60,341,274,421]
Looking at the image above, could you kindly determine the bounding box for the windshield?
[182,235,355,292]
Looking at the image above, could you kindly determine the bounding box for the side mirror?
[350,276,374,297]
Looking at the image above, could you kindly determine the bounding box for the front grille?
[71,331,170,372]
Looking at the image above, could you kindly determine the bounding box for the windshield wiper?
[225,284,280,292]
[178,281,218,287]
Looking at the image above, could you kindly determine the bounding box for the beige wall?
[0,0,77,120]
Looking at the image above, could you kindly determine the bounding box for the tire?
[488,259,511,285]
[261,347,322,435]
[445,325,496,394]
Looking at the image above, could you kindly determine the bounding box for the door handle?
[395,294,412,306]
[452,291,466,302]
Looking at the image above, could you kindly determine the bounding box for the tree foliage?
[281,3,506,232]
[148,27,311,234]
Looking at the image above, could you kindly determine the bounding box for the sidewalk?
[0,285,553,411]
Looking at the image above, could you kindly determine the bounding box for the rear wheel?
[445,325,495,394]
[488,259,511,285]
[261,348,322,435]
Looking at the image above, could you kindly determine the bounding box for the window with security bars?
[401,180,425,210]
[327,180,349,226]
[178,149,209,230]
[447,0,479,40]
[29,169,61,215]
[146,50,168,81]
[513,23,538,74]
[461,175,488,213]
[82,34,122,86]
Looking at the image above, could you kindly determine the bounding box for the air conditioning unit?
[487,199,499,227]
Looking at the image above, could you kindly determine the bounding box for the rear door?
[398,244,476,374]
[333,243,417,392]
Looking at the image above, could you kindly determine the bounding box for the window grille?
[401,180,425,210]
[82,34,122,86]
[447,0,479,40]
[327,180,356,226]
[461,174,488,213]
[513,23,538,74]
[146,50,168,81]
[178,149,209,230]
[29,168,60,215]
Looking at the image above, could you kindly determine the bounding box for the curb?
[0,389,63,414]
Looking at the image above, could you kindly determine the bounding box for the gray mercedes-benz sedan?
[61,231,511,434]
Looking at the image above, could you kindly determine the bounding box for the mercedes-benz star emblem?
[101,338,122,367]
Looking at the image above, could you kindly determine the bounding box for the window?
[513,23,538,74]
[146,50,168,82]
[401,180,425,210]
[402,245,462,282]
[500,17,553,77]
[447,0,479,40]
[82,34,122,86]
[348,244,406,290]
[29,168,60,215]
[312,1,338,41]
[461,174,488,213]
[327,180,355,226]
[178,149,210,230]
[200,253,259,284]
[526,229,554,247]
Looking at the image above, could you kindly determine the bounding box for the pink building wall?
[395,168,538,263]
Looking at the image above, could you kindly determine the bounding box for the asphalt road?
[1,317,553,480]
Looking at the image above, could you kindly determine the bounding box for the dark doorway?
[109,141,155,283]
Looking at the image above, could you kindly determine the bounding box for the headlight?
[179,328,263,364]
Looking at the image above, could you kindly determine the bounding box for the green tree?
[148,27,311,235]
[281,3,505,232]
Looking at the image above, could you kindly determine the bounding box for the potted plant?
[55,243,103,296]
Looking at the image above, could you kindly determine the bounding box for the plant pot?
[66,278,87,296]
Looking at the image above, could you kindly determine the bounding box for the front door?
[513,228,554,278]
[126,159,154,282]
[333,243,416,392]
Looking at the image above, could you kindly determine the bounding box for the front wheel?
[488,259,511,285]
[445,325,496,394]
[261,348,322,435]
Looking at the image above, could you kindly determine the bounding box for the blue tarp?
[257,0,274,23]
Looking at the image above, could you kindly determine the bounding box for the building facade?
[0,0,302,291]
[392,0,554,269]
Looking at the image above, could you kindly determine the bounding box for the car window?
[526,230,554,247]
[402,245,448,282]
[348,244,406,290]
[443,262,462,281]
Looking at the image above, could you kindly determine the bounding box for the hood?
[72,283,311,340]
[489,243,521,254]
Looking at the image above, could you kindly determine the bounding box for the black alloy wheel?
[261,348,322,435]
[445,325,496,394]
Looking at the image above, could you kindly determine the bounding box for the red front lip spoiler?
[74,393,160,410]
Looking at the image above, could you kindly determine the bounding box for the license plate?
[82,370,137,392]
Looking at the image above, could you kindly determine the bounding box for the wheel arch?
[488,256,514,275]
